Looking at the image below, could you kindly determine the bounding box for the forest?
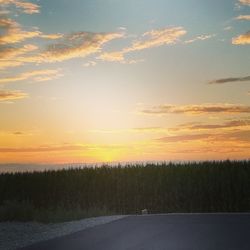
[0,160,250,222]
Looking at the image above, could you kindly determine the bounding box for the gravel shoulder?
[0,215,127,250]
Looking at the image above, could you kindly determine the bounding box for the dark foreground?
[21,213,250,250]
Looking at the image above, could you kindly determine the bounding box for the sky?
[0,0,250,167]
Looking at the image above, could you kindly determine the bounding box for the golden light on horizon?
[0,0,250,169]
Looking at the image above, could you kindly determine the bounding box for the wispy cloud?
[0,18,39,45]
[39,32,124,63]
[232,31,250,45]
[38,33,63,40]
[0,29,122,68]
[127,27,187,52]
[0,0,40,14]
[184,34,215,44]
[239,0,250,6]
[171,119,250,131]
[91,118,250,135]
[83,61,97,67]
[156,133,212,143]
[0,129,39,137]
[98,51,125,62]
[0,0,125,70]
[0,44,38,59]
[0,144,86,153]
[89,127,166,134]
[12,131,24,135]
[0,143,129,153]
[0,89,28,101]
[224,26,233,31]
[0,69,63,84]
[0,5,61,70]
[0,44,38,69]
[236,15,250,20]
[99,27,187,63]
[156,130,250,144]
[133,127,164,132]
[0,18,62,45]
[209,75,250,84]
[140,104,250,115]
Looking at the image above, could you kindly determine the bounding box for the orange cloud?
[91,118,250,136]
[141,104,250,115]
[0,69,63,84]
[0,60,23,69]
[0,44,38,69]
[40,34,63,40]
[0,144,85,153]
[0,0,40,14]
[0,44,38,59]
[156,130,250,144]
[14,0,40,14]
[98,51,125,62]
[236,15,250,20]
[99,27,186,63]
[157,133,212,143]
[0,18,40,45]
[133,127,163,132]
[232,31,250,45]
[0,14,61,70]
[39,32,124,63]
[127,27,186,52]
[89,126,166,134]
[0,18,62,45]
[239,0,250,6]
[0,31,122,69]
[0,89,28,101]
[0,143,130,154]
[171,119,250,132]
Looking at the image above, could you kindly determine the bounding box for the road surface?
[21,213,250,250]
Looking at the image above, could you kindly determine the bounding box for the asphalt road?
[21,213,250,250]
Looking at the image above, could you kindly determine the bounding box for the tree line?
[0,160,250,221]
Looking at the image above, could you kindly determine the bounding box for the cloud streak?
[39,32,124,63]
[0,89,28,101]
[0,18,62,45]
[209,75,250,84]
[0,143,129,153]
[0,18,40,45]
[98,51,125,62]
[239,0,250,6]
[236,15,250,20]
[0,69,63,84]
[0,0,40,14]
[83,61,97,67]
[0,144,85,153]
[156,133,212,143]
[171,119,250,132]
[127,27,186,52]
[99,27,187,63]
[0,44,38,69]
[141,104,250,115]
[91,118,250,136]
[232,31,250,45]
[184,34,215,44]
[156,130,250,144]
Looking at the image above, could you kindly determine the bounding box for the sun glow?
[0,0,250,168]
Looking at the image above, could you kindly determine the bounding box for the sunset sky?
[0,0,250,166]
